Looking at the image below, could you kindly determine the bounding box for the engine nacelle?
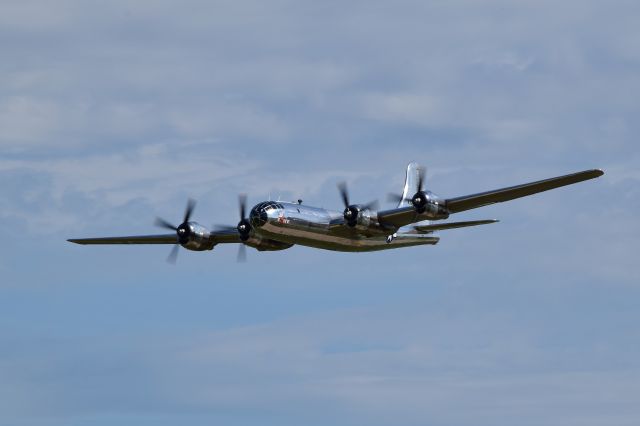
[180,222,215,251]
[354,207,372,231]
[411,191,449,220]
[343,204,374,230]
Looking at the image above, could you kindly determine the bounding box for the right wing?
[68,229,242,245]
[445,169,604,214]
[68,234,177,245]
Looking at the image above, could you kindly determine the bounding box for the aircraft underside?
[252,220,439,252]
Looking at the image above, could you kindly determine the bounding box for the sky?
[1,0,639,425]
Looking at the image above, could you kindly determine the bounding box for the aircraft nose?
[249,203,269,227]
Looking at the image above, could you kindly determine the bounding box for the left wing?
[376,206,422,229]
[445,169,603,213]
[377,169,603,229]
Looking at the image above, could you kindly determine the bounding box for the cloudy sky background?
[1,0,639,425]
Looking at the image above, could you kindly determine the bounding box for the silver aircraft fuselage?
[245,201,438,252]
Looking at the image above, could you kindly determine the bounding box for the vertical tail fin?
[398,162,431,228]
[397,162,424,208]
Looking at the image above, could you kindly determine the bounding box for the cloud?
[0,0,639,424]
[2,306,639,425]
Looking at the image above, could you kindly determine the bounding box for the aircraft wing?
[210,229,243,243]
[68,229,242,245]
[444,169,604,213]
[68,234,178,245]
[376,206,422,229]
[377,169,603,229]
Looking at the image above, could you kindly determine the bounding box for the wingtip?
[579,169,604,179]
[584,168,604,177]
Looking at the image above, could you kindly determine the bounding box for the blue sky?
[1,1,639,425]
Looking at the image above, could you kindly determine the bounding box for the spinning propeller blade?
[154,217,177,231]
[237,244,247,262]
[153,198,198,264]
[239,194,247,222]
[337,182,350,208]
[183,198,196,223]
[337,181,378,227]
[167,244,180,264]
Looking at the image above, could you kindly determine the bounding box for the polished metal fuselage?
[249,201,438,252]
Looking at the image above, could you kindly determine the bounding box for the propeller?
[237,244,247,262]
[410,166,428,209]
[166,244,180,264]
[236,194,252,241]
[338,182,351,210]
[235,194,252,262]
[417,166,426,192]
[154,198,197,263]
[212,223,249,263]
[337,182,378,227]
[214,195,253,262]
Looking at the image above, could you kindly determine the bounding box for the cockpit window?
[250,201,283,227]
[253,202,282,212]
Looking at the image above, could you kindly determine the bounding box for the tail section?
[398,162,425,208]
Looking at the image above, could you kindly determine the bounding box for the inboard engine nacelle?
[411,190,449,220]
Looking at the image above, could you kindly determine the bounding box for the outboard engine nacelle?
[179,222,214,251]
[153,199,216,262]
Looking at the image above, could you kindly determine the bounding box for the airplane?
[68,163,604,262]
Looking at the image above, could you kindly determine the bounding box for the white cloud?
[356,92,444,126]
[0,1,639,424]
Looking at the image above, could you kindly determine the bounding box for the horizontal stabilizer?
[445,169,604,213]
[414,219,498,233]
